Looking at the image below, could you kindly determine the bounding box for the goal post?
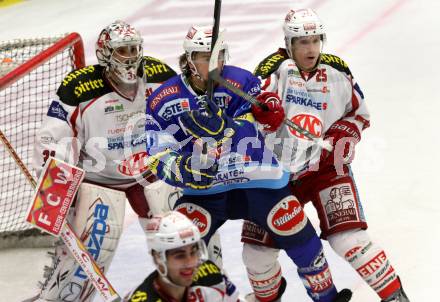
[0,33,85,248]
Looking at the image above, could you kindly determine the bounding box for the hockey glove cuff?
[252,91,285,132]
[320,120,361,167]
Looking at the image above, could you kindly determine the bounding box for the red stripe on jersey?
[70,106,80,138]
[261,76,271,91]
[81,97,100,117]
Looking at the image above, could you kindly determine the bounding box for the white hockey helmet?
[96,20,143,84]
[283,8,326,57]
[144,211,208,276]
[183,25,228,70]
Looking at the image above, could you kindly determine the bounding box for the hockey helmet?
[144,211,208,276]
[96,20,143,84]
[283,8,326,57]
[183,25,228,67]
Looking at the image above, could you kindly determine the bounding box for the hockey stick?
[0,129,121,302]
[206,0,222,102]
[208,33,333,152]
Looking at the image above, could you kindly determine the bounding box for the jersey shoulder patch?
[320,53,352,76]
[254,48,289,79]
[140,56,177,83]
[56,65,112,106]
[191,260,223,287]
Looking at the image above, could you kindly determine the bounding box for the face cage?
[107,44,143,84]
[154,240,208,279]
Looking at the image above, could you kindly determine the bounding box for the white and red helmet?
[96,20,143,84]
[283,8,326,56]
[183,25,228,72]
[144,211,208,277]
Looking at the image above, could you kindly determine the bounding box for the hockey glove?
[175,154,218,190]
[320,120,361,168]
[251,91,285,132]
[178,99,237,145]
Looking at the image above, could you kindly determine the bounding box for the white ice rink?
[0,0,438,301]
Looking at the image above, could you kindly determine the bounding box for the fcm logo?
[289,114,323,139]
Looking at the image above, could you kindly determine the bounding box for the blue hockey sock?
[285,235,338,302]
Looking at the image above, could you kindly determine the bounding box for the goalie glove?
[178,99,237,145]
[320,120,361,167]
[251,91,285,132]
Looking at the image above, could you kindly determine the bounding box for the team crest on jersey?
[158,98,190,120]
[47,101,68,121]
[267,196,308,236]
[117,151,149,176]
[288,114,323,139]
[319,182,364,229]
[175,203,211,237]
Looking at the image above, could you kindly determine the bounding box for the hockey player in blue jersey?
[144,25,351,302]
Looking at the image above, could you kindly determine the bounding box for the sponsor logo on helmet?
[47,101,68,121]
[175,203,211,237]
[179,228,195,240]
[158,98,190,120]
[267,196,308,236]
[288,114,323,139]
[118,151,149,176]
[150,85,180,110]
[304,23,317,31]
[186,26,198,39]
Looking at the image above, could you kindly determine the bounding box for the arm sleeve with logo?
[32,96,83,177]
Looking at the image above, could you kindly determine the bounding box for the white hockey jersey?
[32,56,176,188]
[255,49,370,176]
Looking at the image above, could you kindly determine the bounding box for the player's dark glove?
[251,91,285,132]
[178,99,237,145]
[175,153,218,190]
[320,120,360,168]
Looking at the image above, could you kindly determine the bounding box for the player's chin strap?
[208,32,333,152]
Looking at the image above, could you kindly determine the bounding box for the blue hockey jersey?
[145,65,289,195]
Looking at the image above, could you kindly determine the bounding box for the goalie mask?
[183,25,228,79]
[283,8,326,58]
[96,20,143,84]
[145,211,208,278]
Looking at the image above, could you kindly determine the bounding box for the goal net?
[0,33,85,248]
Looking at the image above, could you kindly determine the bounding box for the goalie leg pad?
[327,229,401,300]
[38,183,126,302]
[242,243,284,302]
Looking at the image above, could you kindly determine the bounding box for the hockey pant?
[38,183,126,302]
[242,165,402,301]
[174,186,339,302]
[141,180,224,268]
